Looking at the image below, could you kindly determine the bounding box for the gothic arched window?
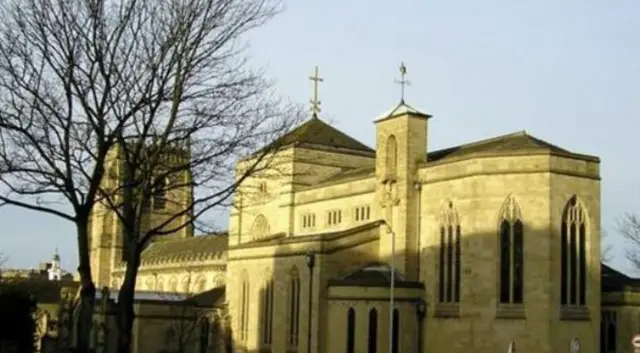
[560,196,588,306]
[287,267,301,350]
[498,195,524,304]
[385,135,398,180]
[168,276,178,292]
[368,308,378,353]
[346,308,355,353]
[438,201,461,304]
[239,271,250,342]
[251,214,270,240]
[391,309,399,353]
[600,311,617,353]
[153,177,167,210]
[199,318,210,353]
[261,279,274,351]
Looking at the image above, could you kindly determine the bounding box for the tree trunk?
[73,217,96,353]
[116,243,141,353]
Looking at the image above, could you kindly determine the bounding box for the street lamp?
[414,299,426,353]
[383,222,396,353]
[305,252,316,353]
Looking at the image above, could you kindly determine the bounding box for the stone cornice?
[227,220,382,260]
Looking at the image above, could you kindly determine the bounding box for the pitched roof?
[602,263,640,292]
[186,286,225,308]
[267,117,374,153]
[141,234,228,264]
[375,101,431,121]
[306,130,597,189]
[427,130,598,164]
[328,262,423,288]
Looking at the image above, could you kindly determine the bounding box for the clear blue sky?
[1,0,639,275]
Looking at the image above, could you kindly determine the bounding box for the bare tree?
[0,0,301,352]
[619,212,640,269]
[0,252,6,279]
[602,229,614,264]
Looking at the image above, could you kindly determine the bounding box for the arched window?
[199,318,210,353]
[287,267,301,350]
[600,311,617,353]
[392,309,399,353]
[561,196,588,306]
[145,277,155,291]
[168,276,178,292]
[156,277,164,292]
[346,308,355,353]
[239,271,250,342]
[153,177,167,210]
[252,214,270,240]
[195,277,206,293]
[498,195,524,304]
[385,135,398,180]
[368,308,378,353]
[182,276,191,293]
[438,201,461,303]
[261,279,274,350]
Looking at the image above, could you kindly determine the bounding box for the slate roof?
[426,130,597,163]
[265,117,374,153]
[328,262,423,289]
[186,286,225,308]
[601,263,640,292]
[141,233,228,264]
[312,130,597,188]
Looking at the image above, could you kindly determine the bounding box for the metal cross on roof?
[395,62,411,104]
[309,66,323,118]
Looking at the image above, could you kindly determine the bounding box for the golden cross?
[395,62,410,103]
[309,66,323,117]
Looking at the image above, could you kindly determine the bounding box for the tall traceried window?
[199,318,210,353]
[239,271,250,343]
[385,135,398,180]
[251,214,270,240]
[600,311,617,353]
[368,308,378,353]
[560,196,588,307]
[438,201,461,304]
[153,177,167,210]
[391,309,399,353]
[346,308,355,353]
[498,195,524,304]
[287,267,301,352]
[261,279,274,351]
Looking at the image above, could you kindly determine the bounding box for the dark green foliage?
[0,282,37,353]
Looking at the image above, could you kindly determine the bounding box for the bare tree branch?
[619,212,640,269]
[601,229,613,265]
[0,0,300,351]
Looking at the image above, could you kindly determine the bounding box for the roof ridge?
[450,130,528,150]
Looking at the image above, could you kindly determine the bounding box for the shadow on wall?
[226,216,601,353]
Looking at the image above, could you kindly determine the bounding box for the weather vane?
[309,66,323,118]
[395,62,410,103]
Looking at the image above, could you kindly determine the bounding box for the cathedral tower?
[375,63,431,281]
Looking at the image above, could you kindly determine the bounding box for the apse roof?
[328,262,423,288]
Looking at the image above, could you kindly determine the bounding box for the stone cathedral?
[88,68,640,353]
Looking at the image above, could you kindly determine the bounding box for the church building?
[89,66,640,353]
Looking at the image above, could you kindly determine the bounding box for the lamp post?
[305,252,316,353]
[383,223,396,353]
[414,299,426,353]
